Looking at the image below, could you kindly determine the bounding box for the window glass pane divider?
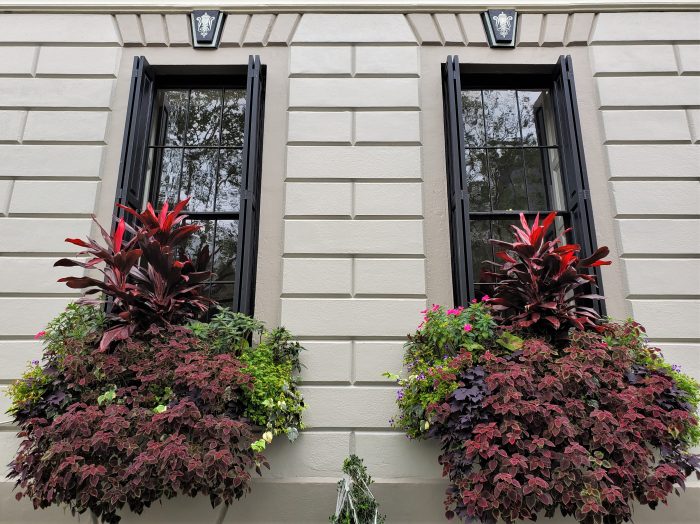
[184,212,239,219]
[175,89,192,204]
[469,210,569,218]
[479,90,493,213]
[148,145,243,150]
[514,90,532,210]
[465,145,559,150]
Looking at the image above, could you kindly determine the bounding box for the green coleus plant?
[190,308,305,451]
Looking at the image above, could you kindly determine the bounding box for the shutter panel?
[115,56,156,227]
[233,55,266,316]
[552,55,606,315]
[442,55,473,307]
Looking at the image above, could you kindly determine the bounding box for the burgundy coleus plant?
[55,198,212,350]
[484,212,610,340]
[434,328,700,524]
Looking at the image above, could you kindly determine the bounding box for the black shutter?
[442,55,473,307]
[233,55,266,316]
[551,55,606,315]
[115,56,156,227]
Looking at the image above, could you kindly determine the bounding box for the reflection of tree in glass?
[160,90,188,146]
[216,149,242,212]
[186,90,221,146]
[483,90,520,146]
[183,149,218,212]
[488,148,528,210]
[221,90,246,146]
[213,220,238,282]
[180,220,215,271]
[462,91,485,147]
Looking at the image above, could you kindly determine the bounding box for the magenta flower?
[34,330,46,340]
[481,294,490,301]
[446,308,459,315]
[464,324,473,332]
[431,304,440,312]
[471,298,477,304]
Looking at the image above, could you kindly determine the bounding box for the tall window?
[115,56,265,315]
[442,56,604,311]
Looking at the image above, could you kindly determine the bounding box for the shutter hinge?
[582,189,590,200]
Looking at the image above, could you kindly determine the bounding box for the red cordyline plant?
[485,212,611,339]
[55,198,212,350]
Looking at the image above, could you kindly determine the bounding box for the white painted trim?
[0,0,699,13]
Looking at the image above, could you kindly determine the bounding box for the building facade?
[0,1,698,522]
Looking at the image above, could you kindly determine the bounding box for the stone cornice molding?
[0,0,699,13]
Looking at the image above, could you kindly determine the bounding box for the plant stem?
[214,504,229,524]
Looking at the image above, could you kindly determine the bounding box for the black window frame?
[442,55,605,315]
[114,55,266,317]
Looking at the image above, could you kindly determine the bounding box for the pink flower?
[463,324,473,332]
[446,308,460,316]
[34,330,46,340]
[471,298,477,304]
[431,304,440,312]
[481,295,490,302]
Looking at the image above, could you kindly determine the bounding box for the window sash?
[114,55,265,316]
[442,55,605,314]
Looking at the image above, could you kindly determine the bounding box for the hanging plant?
[386,214,700,524]
[7,199,305,524]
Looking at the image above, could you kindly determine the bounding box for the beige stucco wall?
[0,8,698,523]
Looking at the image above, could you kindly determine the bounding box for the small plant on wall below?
[330,454,386,524]
[6,198,305,524]
[385,213,700,524]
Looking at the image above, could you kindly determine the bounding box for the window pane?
[210,282,234,306]
[221,89,247,147]
[518,90,545,146]
[469,220,492,288]
[212,220,238,283]
[185,89,222,146]
[157,90,188,146]
[216,149,242,212]
[462,91,485,147]
[523,148,549,210]
[181,148,218,212]
[521,90,557,147]
[465,148,490,211]
[153,148,184,206]
[488,148,528,210]
[181,220,215,271]
[483,90,520,146]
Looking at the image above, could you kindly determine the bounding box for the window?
[114,56,266,316]
[442,56,605,313]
